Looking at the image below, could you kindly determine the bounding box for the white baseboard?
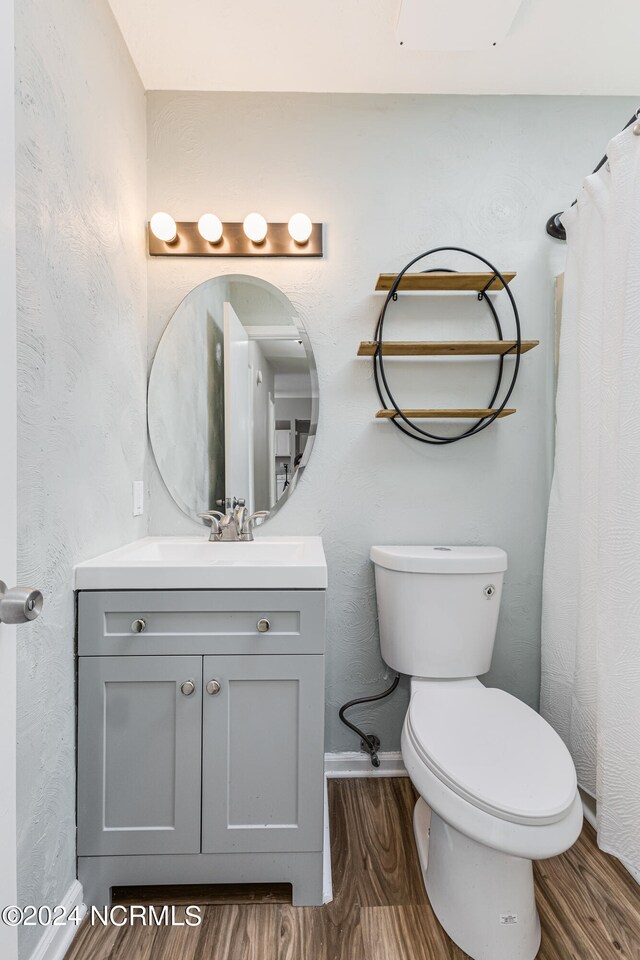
[324,750,407,778]
[322,751,405,897]
[28,879,86,960]
[579,788,596,830]
[322,776,333,903]
[580,790,640,886]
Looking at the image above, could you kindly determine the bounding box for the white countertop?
[74,535,327,591]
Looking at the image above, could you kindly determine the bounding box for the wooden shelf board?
[376,408,516,420]
[357,340,538,357]
[375,271,516,292]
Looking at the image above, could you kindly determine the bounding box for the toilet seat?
[406,685,577,827]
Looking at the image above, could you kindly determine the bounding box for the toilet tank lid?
[370,545,508,574]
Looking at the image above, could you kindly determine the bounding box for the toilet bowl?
[371,545,582,960]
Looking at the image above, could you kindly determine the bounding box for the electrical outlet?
[132,481,144,517]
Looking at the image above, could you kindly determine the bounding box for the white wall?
[146,92,636,753]
[0,0,18,956]
[15,1,147,955]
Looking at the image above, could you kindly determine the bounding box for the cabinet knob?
[181,680,196,696]
[257,618,271,633]
[131,618,147,634]
[206,679,221,696]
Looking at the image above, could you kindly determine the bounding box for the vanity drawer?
[77,590,325,656]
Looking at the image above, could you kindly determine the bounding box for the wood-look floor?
[65,778,640,960]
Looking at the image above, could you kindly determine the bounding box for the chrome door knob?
[180,680,196,696]
[257,618,271,633]
[131,618,147,634]
[0,581,43,625]
[206,679,221,696]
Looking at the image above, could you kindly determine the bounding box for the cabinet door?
[202,655,324,854]
[77,656,202,856]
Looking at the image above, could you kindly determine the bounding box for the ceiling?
[259,339,309,376]
[108,0,640,96]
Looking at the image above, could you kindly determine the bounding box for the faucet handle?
[197,511,224,531]
[242,511,270,537]
[197,511,226,541]
[248,511,269,523]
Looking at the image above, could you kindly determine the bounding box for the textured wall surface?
[15,2,147,955]
[146,93,635,754]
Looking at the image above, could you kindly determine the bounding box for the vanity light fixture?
[148,214,323,257]
[288,213,313,244]
[149,211,177,243]
[243,212,268,244]
[197,213,223,244]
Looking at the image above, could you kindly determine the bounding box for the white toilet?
[371,545,583,960]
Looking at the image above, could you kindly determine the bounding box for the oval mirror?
[149,275,318,525]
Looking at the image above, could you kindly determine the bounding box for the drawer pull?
[206,679,221,696]
[257,618,271,633]
[181,680,196,696]
[131,618,147,634]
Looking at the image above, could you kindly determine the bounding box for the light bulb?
[243,212,268,244]
[198,213,223,243]
[288,213,313,244]
[149,212,177,243]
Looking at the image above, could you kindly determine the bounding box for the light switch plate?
[132,481,144,517]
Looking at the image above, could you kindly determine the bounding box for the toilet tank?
[370,546,507,678]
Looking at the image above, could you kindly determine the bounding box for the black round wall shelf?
[359,246,535,445]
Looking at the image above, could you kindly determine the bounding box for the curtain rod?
[546,108,640,241]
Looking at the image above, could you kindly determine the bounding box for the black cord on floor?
[338,674,401,768]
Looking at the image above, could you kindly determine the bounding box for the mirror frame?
[148,274,319,526]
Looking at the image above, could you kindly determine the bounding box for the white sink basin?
[74,536,327,591]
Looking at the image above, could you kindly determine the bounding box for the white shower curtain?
[542,121,640,875]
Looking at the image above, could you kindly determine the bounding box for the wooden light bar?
[148,222,324,258]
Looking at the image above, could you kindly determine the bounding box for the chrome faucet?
[197,499,269,542]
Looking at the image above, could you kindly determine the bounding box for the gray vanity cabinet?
[77,655,203,856]
[201,654,324,854]
[76,588,326,908]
